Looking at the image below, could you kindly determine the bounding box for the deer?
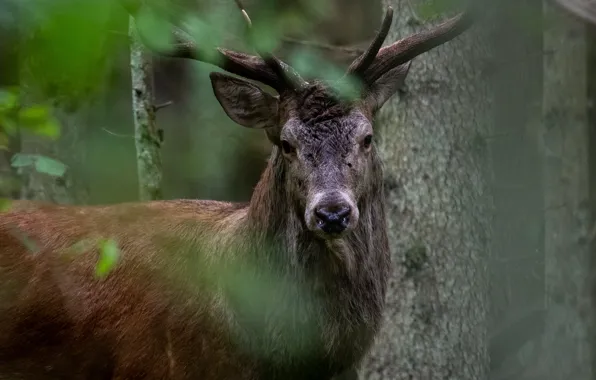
[0,3,473,379]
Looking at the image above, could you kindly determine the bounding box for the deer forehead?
[283,112,370,144]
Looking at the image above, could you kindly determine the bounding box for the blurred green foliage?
[19,0,122,109]
[0,87,66,179]
[0,198,10,212]
[0,0,363,284]
[96,238,121,278]
[11,153,68,177]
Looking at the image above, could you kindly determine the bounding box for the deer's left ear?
[210,72,279,129]
[363,62,412,114]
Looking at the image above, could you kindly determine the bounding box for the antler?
[123,0,307,94]
[346,7,394,79]
[346,5,474,86]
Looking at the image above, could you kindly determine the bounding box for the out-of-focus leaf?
[21,0,118,104]
[250,21,280,53]
[0,89,18,111]
[0,132,8,150]
[34,155,67,177]
[30,119,61,139]
[0,198,11,212]
[10,153,67,177]
[135,7,173,52]
[10,153,36,168]
[18,105,61,139]
[61,237,97,260]
[95,238,120,278]
[288,48,361,100]
[10,226,40,254]
[332,76,362,101]
[183,16,223,63]
[0,117,18,136]
[417,0,459,20]
[19,105,49,125]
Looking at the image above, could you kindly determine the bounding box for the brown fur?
[0,82,391,380]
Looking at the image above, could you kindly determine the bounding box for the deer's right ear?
[210,72,279,129]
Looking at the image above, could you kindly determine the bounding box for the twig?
[153,101,174,112]
[281,37,364,57]
[233,0,252,27]
[102,128,133,138]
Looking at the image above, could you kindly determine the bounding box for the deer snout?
[306,191,359,238]
[314,204,351,234]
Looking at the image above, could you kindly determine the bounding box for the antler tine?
[362,9,474,84]
[234,0,308,92]
[346,6,394,78]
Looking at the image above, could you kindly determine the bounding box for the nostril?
[336,206,351,220]
[314,203,352,234]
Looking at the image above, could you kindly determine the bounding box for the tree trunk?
[360,1,493,379]
[528,3,594,379]
[129,16,163,201]
[487,0,545,377]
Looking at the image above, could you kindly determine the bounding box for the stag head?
[129,4,473,239]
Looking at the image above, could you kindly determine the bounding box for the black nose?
[314,203,351,234]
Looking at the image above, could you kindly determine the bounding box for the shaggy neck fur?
[230,145,390,376]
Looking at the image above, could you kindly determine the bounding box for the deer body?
[0,2,472,378]
[0,139,389,379]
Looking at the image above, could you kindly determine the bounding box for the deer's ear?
[210,72,279,129]
[363,62,412,113]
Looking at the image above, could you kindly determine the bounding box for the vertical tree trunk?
[487,0,545,377]
[360,1,493,379]
[129,16,163,201]
[533,3,593,379]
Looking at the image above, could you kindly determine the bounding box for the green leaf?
[31,119,61,139]
[416,0,459,21]
[17,104,62,139]
[0,116,18,136]
[0,198,11,212]
[135,8,173,52]
[61,237,96,260]
[0,132,8,151]
[0,89,18,111]
[10,153,36,168]
[184,16,222,63]
[95,239,120,278]
[10,153,67,177]
[19,105,50,125]
[34,155,67,177]
[250,22,280,53]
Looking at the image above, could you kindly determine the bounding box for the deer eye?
[362,134,373,149]
[281,140,296,155]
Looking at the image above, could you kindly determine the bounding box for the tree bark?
[360,1,493,379]
[129,16,163,201]
[528,3,594,379]
[487,0,545,377]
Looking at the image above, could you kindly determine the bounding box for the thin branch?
[153,101,173,112]
[102,128,133,138]
[281,37,365,58]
